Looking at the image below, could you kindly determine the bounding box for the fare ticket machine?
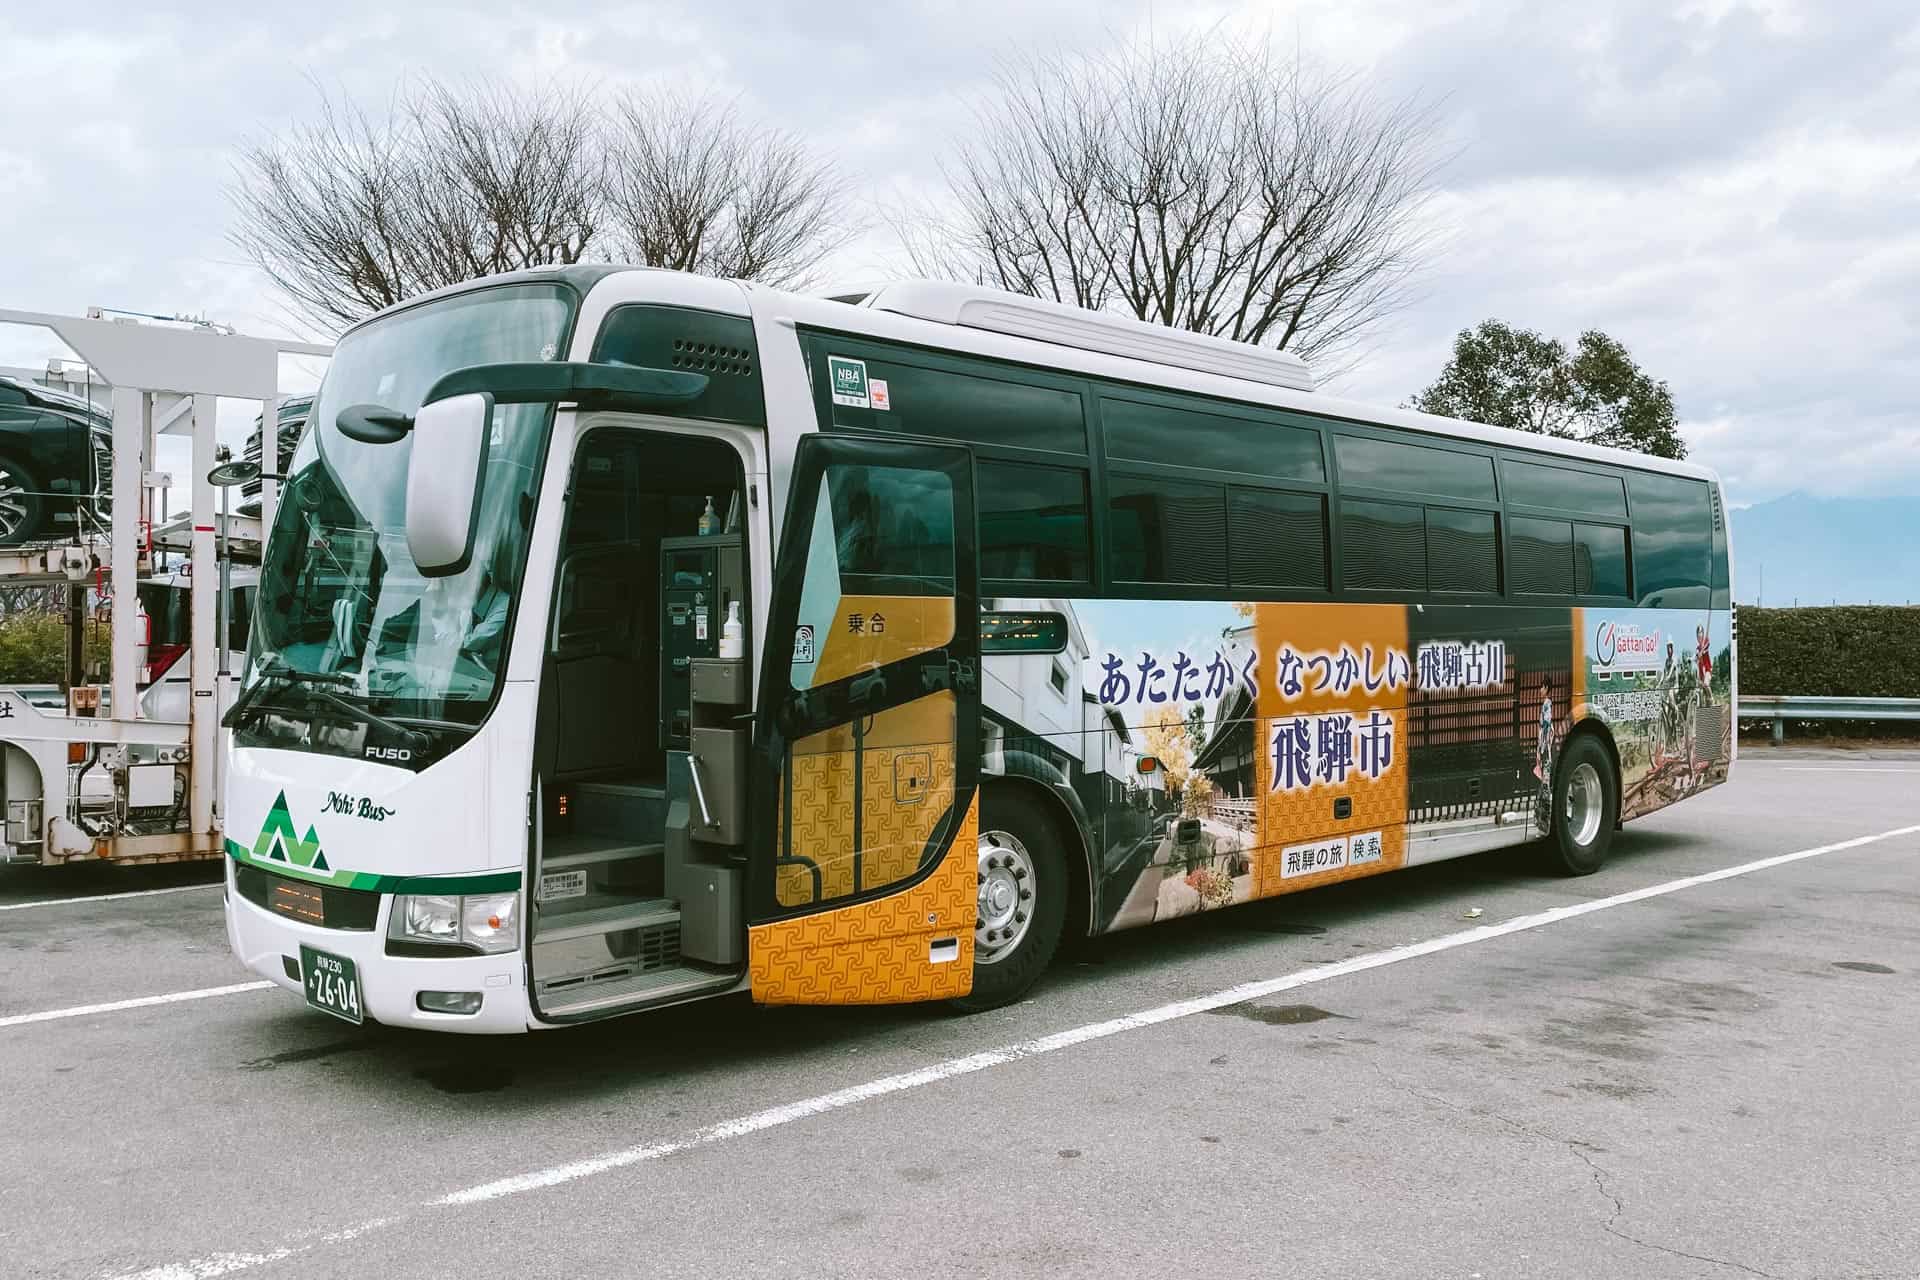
[657,533,744,751]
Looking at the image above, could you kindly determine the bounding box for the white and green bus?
[221,267,1733,1032]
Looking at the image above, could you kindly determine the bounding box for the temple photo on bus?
[214,265,1733,1033]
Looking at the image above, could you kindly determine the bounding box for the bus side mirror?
[407,392,493,577]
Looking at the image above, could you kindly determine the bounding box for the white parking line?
[1776,766,1920,774]
[0,883,221,913]
[0,981,273,1030]
[103,820,1920,1279]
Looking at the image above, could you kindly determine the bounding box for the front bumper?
[223,861,534,1034]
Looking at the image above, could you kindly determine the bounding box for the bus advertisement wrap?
[995,598,1733,936]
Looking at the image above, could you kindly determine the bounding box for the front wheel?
[1544,734,1618,876]
[949,788,1067,1013]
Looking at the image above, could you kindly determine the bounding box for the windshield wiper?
[225,663,424,750]
[226,660,345,723]
[292,682,431,752]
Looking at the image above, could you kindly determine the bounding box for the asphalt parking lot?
[3,746,1917,1280]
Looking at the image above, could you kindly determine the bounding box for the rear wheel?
[1544,734,1617,876]
[0,457,46,546]
[950,788,1067,1012]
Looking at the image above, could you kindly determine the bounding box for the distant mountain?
[1731,493,1920,606]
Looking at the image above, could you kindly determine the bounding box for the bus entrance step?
[538,840,665,899]
[533,896,680,943]
[537,964,737,1019]
[541,838,664,872]
[532,897,686,995]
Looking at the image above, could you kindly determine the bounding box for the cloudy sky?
[2,0,1915,505]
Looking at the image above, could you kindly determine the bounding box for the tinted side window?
[1109,474,1226,585]
[1335,435,1496,501]
[977,461,1090,582]
[1501,458,1628,516]
[1628,473,1712,607]
[1230,489,1327,591]
[829,465,955,586]
[1574,523,1629,598]
[1341,499,1426,592]
[1102,398,1324,482]
[825,350,1085,454]
[1510,516,1574,595]
[1426,508,1499,594]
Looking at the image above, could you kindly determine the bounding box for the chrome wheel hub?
[0,472,27,539]
[1565,761,1603,847]
[975,828,1035,966]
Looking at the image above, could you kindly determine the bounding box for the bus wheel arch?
[949,780,1080,1013]
[983,776,1093,943]
[1566,717,1624,826]
[1544,720,1621,877]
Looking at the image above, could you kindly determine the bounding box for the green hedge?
[1738,606,1920,698]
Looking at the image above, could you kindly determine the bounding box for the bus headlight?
[397,894,460,944]
[389,892,519,954]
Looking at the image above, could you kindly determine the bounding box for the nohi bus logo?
[243,791,332,874]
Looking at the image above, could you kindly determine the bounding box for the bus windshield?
[247,282,573,729]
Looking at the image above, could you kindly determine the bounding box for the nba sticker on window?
[827,356,870,409]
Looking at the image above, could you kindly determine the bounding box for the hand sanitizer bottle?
[697,495,717,536]
[719,599,744,659]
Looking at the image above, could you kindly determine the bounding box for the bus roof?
[758,279,1719,486]
[433,265,1718,488]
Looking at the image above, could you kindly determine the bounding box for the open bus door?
[746,435,981,1004]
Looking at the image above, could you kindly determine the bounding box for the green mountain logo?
[252,790,329,873]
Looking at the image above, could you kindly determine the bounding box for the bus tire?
[1545,734,1617,876]
[950,787,1067,1013]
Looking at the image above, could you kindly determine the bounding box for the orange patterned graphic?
[1249,603,1410,897]
[777,692,956,907]
[750,795,977,1005]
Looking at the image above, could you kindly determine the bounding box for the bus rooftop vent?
[852,280,1317,392]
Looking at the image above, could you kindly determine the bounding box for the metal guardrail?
[1738,695,1920,743]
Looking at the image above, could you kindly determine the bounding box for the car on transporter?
[238,394,314,511]
[0,374,111,545]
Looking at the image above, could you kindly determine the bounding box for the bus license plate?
[300,945,364,1025]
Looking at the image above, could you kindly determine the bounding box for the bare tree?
[230,79,600,330]
[601,90,855,288]
[405,83,601,290]
[905,33,1446,366]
